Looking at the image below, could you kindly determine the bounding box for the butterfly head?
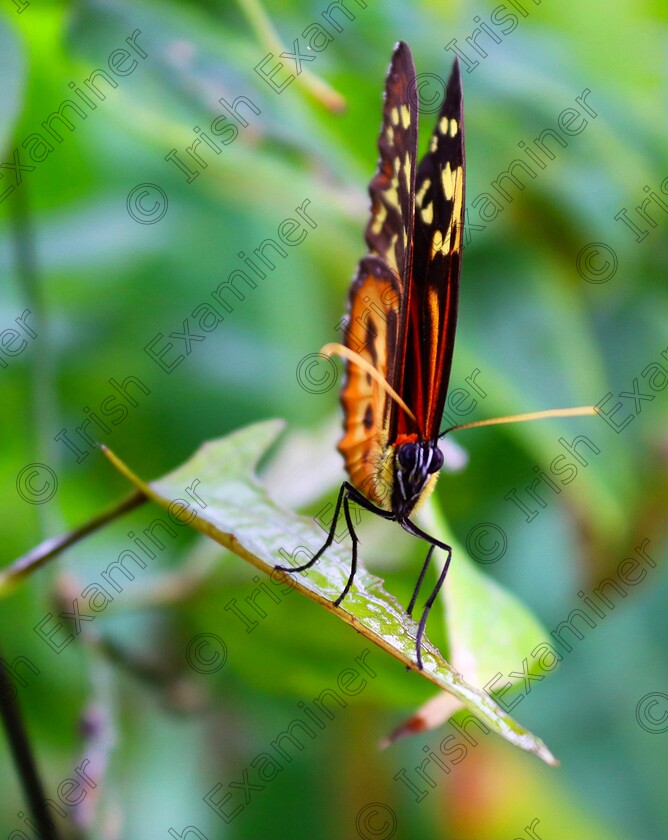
[393,438,444,517]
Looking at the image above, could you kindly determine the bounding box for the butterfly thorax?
[391,437,444,519]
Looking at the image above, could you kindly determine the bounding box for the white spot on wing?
[441,161,456,200]
[370,202,387,234]
[430,230,444,257]
[415,179,430,206]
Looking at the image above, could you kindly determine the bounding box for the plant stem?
[0,646,62,840]
[0,490,146,594]
[236,0,346,111]
[9,181,63,537]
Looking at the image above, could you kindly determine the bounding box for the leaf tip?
[527,735,559,767]
[380,706,437,749]
[542,747,560,767]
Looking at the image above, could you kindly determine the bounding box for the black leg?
[402,518,453,670]
[406,543,435,617]
[276,483,347,574]
[333,493,359,606]
[276,482,394,604]
[414,546,452,670]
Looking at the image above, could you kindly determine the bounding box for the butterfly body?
[336,42,463,526]
[279,42,464,668]
[278,41,594,669]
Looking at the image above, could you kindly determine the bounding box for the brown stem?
[0,646,62,840]
[0,490,146,593]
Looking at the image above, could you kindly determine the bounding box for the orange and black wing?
[401,59,465,442]
[338,42,418,508]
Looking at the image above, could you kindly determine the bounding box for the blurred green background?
[1,0,666,838]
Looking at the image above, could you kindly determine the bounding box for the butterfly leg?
[275,481,392,576]
[332,483,396,604]
[406,543,436,617]
[275,481,348,575]
[402,519,453,670]
[333,493,360,606]
[415,547,452,670]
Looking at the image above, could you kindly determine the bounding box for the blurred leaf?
[443,530,551,688]
[0,16,25,154]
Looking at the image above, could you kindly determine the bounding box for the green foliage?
[0,0,666,838]
[104,420,558,763]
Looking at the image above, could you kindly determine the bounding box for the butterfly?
[278,42,593,670]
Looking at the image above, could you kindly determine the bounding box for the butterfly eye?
[428,447,444,473]
[397,443,418,469]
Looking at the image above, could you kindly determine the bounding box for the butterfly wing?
[338,42,418,509]
[403,60,465,441]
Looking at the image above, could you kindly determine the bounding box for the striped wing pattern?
[339,257,401,508]
[338,43,464,507]
[402,59,464,440]
[338,42,418,509]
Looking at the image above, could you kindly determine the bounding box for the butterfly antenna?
[439,405,597,438]
[320,342,422,430]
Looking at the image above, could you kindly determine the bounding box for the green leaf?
[423,504,554,689]
[102,419,557,765]
[384,501,556,742]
